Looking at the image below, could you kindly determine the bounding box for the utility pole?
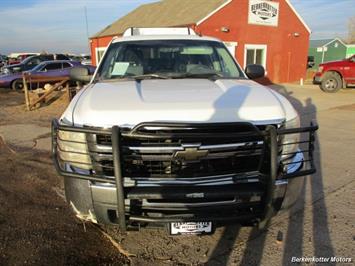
[84,6,90,53]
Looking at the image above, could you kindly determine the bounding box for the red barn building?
[90,0,310,83]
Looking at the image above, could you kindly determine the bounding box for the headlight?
[57,130,92,170]
[281,116,300,160]
[318,66,323,73]
[3,68,10,74]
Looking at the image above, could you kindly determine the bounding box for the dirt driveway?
[0,90,130,265]
[0,85,354,265]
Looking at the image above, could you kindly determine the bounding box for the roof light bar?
[123,27,197,37]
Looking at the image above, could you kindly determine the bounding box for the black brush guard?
[52,119,318,232]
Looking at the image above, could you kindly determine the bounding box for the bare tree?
[348,16,355,44]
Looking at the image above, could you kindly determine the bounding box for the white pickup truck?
[52,28,318,235]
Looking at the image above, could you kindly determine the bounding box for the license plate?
[170,222,212,235]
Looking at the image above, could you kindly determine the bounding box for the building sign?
[248,0,279,27]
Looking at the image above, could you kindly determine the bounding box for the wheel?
[320,72,342,93]
[11,79,24,90]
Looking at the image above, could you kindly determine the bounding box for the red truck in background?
[314,55,355,93]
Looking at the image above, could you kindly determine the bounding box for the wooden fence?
[22,73,75,111]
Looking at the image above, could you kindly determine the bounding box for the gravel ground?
[0,90,129,265]
[0,85,354,265]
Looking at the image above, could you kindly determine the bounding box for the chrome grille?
[88,123,268,179]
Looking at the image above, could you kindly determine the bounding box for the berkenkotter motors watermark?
[291,256,352,263]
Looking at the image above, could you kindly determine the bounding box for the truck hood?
[319,58,347,66]
[64,79,296,127]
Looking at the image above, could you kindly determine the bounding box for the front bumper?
[313,74,322,84]
[52,120,318,231]
[64,151,303,225]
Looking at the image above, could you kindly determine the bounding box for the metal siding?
[346,46,355,58]
[323,40,347,63]
[308,47,323,70]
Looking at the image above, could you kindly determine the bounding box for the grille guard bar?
[51,119,318,232]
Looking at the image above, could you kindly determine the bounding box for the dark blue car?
[0,60,96,90]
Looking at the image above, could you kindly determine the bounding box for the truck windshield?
[96,40,244,81]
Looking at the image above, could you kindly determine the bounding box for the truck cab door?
[341,56,355,84]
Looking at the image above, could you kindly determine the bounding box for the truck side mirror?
[245,64,265,80]
[70,67,92,83]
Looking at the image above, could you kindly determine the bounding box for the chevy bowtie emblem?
[174,147,208,161]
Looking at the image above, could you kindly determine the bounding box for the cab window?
[43,63,62,71]
[62,62,72,68]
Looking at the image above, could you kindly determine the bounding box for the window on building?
[244,44,267,69]
[223,42,238,57]
[96,48,107,65]
[246,48,264,65]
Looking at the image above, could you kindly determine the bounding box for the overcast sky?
[0,0,354,55]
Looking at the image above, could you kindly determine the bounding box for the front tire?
[320,72,342,93]
[11,79,24,91]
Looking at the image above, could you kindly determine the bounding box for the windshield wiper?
[132,74,170,81]
[172,72,224,81]
[93,74,169,83]
[93,76,133,83]
[94,72,225,83]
